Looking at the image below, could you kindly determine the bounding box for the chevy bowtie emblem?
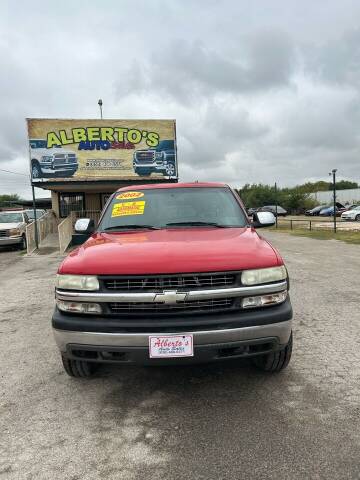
[154,290,187,304]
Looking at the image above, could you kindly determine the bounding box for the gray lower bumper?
[0,236,22,245]
[53,320,292,353]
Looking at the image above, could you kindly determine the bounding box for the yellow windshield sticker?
[116,191,144,200]
[112,201,146,217]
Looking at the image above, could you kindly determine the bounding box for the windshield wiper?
[165,221,229,228]
[103,224,160,231]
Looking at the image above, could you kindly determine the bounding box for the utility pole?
[98,99,103,119]
[31,185,39,248]
[329,169,337,233]
[274,182,278,228]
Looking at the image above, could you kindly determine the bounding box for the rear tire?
[356,214,360,222]
[19,235,27,251]
[252,332,292,372]
[61,355,97,378]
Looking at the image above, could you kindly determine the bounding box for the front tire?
[356,214,360,222]
[61,355,97,378]
[19,235,27,251]
[252,332,292,372]
[31,162,42,179]
[164,162,176,176]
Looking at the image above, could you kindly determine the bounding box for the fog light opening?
[242,291,287,309]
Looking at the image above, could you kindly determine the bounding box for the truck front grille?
[0,230,9,237]
[67,154,77,164]
[102,273,237,292]
[53,154,77,166]
[135,151,155,164]
[109,298,233,314]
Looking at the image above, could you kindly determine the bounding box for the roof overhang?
[32,177,178,192]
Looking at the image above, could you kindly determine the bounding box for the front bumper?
[41,165,78,174]
[133,162,166,171]
[53,299,292,364]
[0,236,22,246]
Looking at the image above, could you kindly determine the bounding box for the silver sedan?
[341,205,360,221]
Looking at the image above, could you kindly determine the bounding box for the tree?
[0,194,22,208]
[335,180,358,190]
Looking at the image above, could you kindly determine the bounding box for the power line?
[0,168,29,177]
[0,184,31,187]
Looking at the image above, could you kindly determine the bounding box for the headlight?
[9,228,21,236]
[41,155,53,162]
[57,300,102,314]
[241,266,287,285]
[56,274,99,291]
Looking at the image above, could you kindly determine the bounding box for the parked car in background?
[343,204,359,212]
[246,207,258,216]
[305,205,326,216]
[319,204,347,216]
[0,210,29,250]
[341,205,360,221]
[25,209,46,221]
[258,205,287,217]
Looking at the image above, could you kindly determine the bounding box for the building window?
[59,193,85,218]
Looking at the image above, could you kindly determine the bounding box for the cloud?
[116,31,296,103]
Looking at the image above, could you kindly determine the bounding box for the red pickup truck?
[53,183,293,377]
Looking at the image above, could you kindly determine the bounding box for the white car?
[0,211,29,250]
[30,139,78,180]
[341,205,360,221]
[24,209,46,221]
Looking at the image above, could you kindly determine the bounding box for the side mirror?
[252,211,275,228]
[74,218,95,234]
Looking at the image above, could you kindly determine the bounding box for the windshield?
[99,187,247,230]
[155,140,174,151]
[0,212,23,223]
[26,210,44,219]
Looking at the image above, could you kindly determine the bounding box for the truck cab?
[52,183,293,377]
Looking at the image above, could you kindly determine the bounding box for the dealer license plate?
[149,334,194,358]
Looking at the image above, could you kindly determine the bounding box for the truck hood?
[0,222,22,229]
[31,148,75,156]
[59,227,282,275]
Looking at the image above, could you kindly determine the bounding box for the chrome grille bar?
[56,281,287,303]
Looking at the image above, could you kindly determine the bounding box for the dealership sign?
[26,119,177,182]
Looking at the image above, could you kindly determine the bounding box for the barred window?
[59,193,84,218]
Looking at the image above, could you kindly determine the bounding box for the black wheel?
[31,162,42,179]
[19,235,27,251]
[135,168,151,176]
[164,162,176,176]
[252,332,292,372]
[356,214,360,222]
[61,355,97,378]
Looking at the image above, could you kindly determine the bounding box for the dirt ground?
[0,232,359,479]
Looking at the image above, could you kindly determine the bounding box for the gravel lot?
[0,233,359,480]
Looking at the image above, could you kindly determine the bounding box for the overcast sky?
[1,0,360,199]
